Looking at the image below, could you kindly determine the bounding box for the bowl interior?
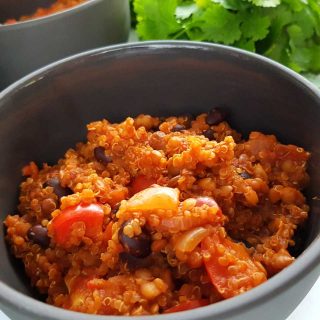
[0,0,55,23]
[0,42,320,298]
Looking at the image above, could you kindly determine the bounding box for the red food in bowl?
[4,0,85,24]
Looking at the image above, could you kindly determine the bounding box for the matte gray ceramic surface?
[0,0,130,90]
[0,41,320,320]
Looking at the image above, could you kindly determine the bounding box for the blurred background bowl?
[0,41,320,320]
[0,0,130,90]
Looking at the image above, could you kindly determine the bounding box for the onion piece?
[175,227,209,253]
[195,196,219,208]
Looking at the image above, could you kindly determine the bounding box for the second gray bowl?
[0,0,130,90]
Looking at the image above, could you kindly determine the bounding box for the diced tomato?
[164,299,209,313]
[130,175,157,195]
[104,221,114,241]
[202,234,267,299]
[51,203,104,245]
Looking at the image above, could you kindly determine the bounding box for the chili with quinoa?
[4,0,85,25]
[4,109,310,315]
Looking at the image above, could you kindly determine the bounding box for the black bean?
[44,178,72,199]
[118,220,151,258]
[27,225,50,248]
[239,171,252,179]
[119,252,152,270]
[206,108,226,126]
[203,128,215,140]
[94,146,112,165]
[171,124,186,132]
[242,239,253,249]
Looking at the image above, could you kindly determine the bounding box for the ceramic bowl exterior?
[0,0,130,90]
[0,41,319,320]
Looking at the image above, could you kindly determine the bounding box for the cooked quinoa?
[4,109,310,315]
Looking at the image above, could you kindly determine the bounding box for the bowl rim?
[1,40,320,320]
[0,0,103,30]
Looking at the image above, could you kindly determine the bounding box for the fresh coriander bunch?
[133,0,320,74]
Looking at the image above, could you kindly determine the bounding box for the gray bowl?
[0,0,130,90]
[0,41,320,320]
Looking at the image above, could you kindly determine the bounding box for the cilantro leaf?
[248,0,281,7]
[133,0,320,74]
[240,11,271,41]
[134,0,181,39]
[234,38,256,52]
[198,5,242,44]
[212,0,250,10]
[176,3,199,21]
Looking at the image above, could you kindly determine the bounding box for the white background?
[1,276,319,320]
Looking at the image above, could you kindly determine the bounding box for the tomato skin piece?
[164,299,209,313]
[130,175,157,195]
[202,234,267,299]
[51,203,104,245]
[104,221,114,241]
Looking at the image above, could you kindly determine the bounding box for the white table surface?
[1,275,319,320]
